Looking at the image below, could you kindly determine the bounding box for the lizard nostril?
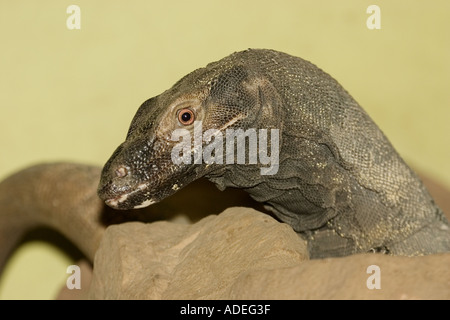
[115,166,128,178]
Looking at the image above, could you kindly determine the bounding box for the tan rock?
[87,206,450,300]
[230,253,450,299]
[88,207,308,299]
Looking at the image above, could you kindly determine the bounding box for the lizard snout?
[97,155,137,209]
[115,166,128,178]
[98,156,156,210]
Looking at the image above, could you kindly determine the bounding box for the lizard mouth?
[103,182,156,210]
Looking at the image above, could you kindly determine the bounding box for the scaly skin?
[97,49,450,258]
[0,50,447,262]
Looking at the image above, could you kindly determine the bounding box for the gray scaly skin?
[98,49,450,258]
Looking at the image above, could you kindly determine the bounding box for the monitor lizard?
[96,49,450,258]
[1,49,448,263]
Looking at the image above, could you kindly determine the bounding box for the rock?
[86,206,450,299]
[3,164,449,299]
[230,253,450,299]
[88,207,308,299]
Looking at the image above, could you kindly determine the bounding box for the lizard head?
[98,55,282,210]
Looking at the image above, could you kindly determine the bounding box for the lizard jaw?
[104,193,129,208]
[132,199,157,209]
[103,182,156,209]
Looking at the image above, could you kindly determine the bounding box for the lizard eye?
[177,108,195,126]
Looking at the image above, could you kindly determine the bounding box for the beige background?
[0,0,449,299]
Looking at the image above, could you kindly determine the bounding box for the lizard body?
[0,163,105,270]
[98,49,450,258]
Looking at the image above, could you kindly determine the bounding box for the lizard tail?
[0,163,106,271]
